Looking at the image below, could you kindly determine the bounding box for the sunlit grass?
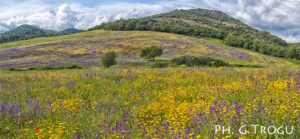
[0,67,299,138]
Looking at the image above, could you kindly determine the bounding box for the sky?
[0,0,300,43]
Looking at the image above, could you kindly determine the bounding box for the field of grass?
[0,67,299,138]
[0,30,298,69]
[0,30,300,138]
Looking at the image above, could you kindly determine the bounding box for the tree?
[101,51,118,68]
[140,46,163,61]
[224,34,244,48]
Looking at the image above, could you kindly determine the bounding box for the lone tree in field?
[101,51,118,68]
[140,46,163,61]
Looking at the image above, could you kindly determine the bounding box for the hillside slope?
[59,28,84,35]
[91,9,287,47]
[0,25,58,43]
[90,9,300,59]
[0,25,84,43]
[0,30,296,68]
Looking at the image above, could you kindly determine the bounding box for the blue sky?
[44,0,162,5]
[1,0,300,42]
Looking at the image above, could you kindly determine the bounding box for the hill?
[290,43,300,47]
[90,9,300,59]
[0,25,84,43]
[0,30,297,69]
[59,28,84,35]
[0,25,58,43]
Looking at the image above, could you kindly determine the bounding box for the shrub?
[211,59,229,67]
[101,51,118,68]
[42,67,53,70]
[9,68,16,71]
[140,46,163,61]
[28,67,37,70]
[172,56,229,67]
[67,65,82,69]
[172,56,194,66]
[152,62,169,68]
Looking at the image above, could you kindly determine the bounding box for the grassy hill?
[0,25,83,43]
[91,9,287,46]
[290,43,300,47]
[90,9,300,59]
[0,30,297,69]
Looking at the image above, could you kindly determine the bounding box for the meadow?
[0,67,299,138]
[0,30,297,69]
[0,30,300,138]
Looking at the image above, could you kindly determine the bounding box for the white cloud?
[0,0,300,42]
[234,0,300,43]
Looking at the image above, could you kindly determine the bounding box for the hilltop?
[0,30,296,69]
[91,9,287,46]
[0,25,84,43]
[91,9,300,59]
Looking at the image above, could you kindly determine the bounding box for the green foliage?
[172,55,194,66]
[8,65,83,71]
[66,65,83,69]
[59,28,84,35]
[0,25,59,43]
[89,9,294,59]
[151,62,169,68]
[42,67,58,70]
[9,68,21,71]
[172,56,229,67]
[140,46,163,61]
[0,25,84,43]
[224,34,300,59]
[101,51,118,68]
[287,46,300,59]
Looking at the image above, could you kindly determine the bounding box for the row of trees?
[91,19,226,39]
[101,46,163,68]
[224,34,300,59]
[90,18,293,60]
[101,46,232,68]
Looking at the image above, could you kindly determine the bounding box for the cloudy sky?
[0,0,300,43]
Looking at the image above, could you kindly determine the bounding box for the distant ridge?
[0,25,84,43]
[59,28,84,35]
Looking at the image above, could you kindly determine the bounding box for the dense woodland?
[91,9,299,60]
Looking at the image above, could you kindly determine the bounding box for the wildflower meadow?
[0,67,299,138]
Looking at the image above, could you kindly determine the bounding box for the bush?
[9,68,24,71]
[28,67,37,70]
[152,62,169,68]
[172,56,229,67]
[140,46,163,61]
[67,65,82,69]
[101,51,118,68]
[211,59,229,67]
[42,67,54,70]
[172,56,194,66]
[9,68,17,71]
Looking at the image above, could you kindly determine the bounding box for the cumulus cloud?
[234,0,300,42]
[0,0,299,42]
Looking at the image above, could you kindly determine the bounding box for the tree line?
[224,34,300,59]
[90,18,300,60]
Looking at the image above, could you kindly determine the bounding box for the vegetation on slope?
[0,30,296,69]
[0,25,83,43]
[59,28,84,35]
[90,9,300,59]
